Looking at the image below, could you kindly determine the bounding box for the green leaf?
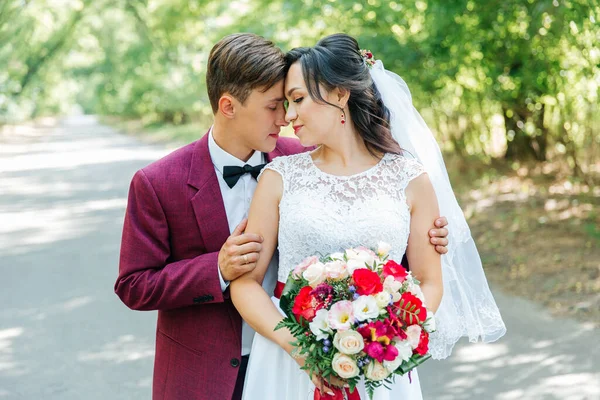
[396,354,432,375]
[279,275,303,318]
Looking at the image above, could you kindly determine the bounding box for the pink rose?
[292,256,319,279]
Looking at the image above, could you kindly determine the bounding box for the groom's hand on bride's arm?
[429,216,449,254]
[218,218,264,282]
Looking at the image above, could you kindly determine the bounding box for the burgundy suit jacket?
[115,132,306,400]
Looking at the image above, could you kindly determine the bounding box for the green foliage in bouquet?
[275,271,362,392]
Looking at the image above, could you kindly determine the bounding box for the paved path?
[0,117,598,399]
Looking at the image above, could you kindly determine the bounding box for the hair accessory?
[360,49,376,67]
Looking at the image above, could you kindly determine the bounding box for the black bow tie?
[222,164,266,188]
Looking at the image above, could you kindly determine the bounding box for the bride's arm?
[230,169,296,353]
[406,173,444,312]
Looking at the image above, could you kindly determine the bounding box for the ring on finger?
[243,254,248,264]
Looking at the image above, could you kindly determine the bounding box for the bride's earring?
[340,111,346,125]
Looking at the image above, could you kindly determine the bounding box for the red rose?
[292,286,321,323]
[415,330,429,356]
[382,259,408,282]
[352,269,383,296]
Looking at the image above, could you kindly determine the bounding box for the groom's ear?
[218,94,236,119]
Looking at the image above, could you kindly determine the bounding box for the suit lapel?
[188,134,230,253]
[266,143,285,163]
[188,136,291,251]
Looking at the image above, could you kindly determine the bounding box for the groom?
[115,33,449,400]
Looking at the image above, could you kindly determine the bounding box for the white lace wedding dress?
[242,151,426,400]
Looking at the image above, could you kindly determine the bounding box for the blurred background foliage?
[1,0,598,180]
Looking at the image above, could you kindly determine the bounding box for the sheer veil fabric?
[369,60,506,359]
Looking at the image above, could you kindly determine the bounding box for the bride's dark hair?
[284,33,402,156]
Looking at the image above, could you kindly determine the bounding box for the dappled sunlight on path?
[420,293,600,399]
[0,117,172,399]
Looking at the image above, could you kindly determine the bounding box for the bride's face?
[284,62,342,147]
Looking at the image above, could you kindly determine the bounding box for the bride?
[230,33,506,399]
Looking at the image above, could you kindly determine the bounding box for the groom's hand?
[219,218,264,282]
[429,217,449,255]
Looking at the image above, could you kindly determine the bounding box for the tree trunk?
[448,116,467,158]
[503,106,546,161]
[531,103,548,161]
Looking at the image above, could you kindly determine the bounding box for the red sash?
[314,387,361,400]
[274,281,286,299]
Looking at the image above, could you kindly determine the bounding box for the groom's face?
[234,80,288,153]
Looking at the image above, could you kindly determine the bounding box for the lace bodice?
[261,151,425,283]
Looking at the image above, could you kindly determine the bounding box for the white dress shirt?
[208,130,278,356]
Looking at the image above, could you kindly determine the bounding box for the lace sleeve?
[405,158,426,185]
[258,157,285,179]
[258,156,289,192]
[391,156,427,190]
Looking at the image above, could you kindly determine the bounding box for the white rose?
[383,341,413,372]
[345,248,360,260]
[365,360,391,381]
[309,309,332,340]
[325,260,349,280]
[383,275,403,302]
[355,249,377,267]
[346,248,376,266]
[423,313,436,333]
[346,259,368,274]
[377,242,392,258]
[333,330,364,355]
[407,281,426,304]
[396,340,414,362]
[374,291,392,309]
[303,262,326,287]
[352,295,380,322]
[406,325,422,350]
[331,353,360,379]
[383,356,403,373]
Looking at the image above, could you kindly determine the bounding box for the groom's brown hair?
[207,33,286,113]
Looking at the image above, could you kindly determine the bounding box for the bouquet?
[275,243,435,399]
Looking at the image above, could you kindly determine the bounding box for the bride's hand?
[292,351,346,395]
[311,374,347,397]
